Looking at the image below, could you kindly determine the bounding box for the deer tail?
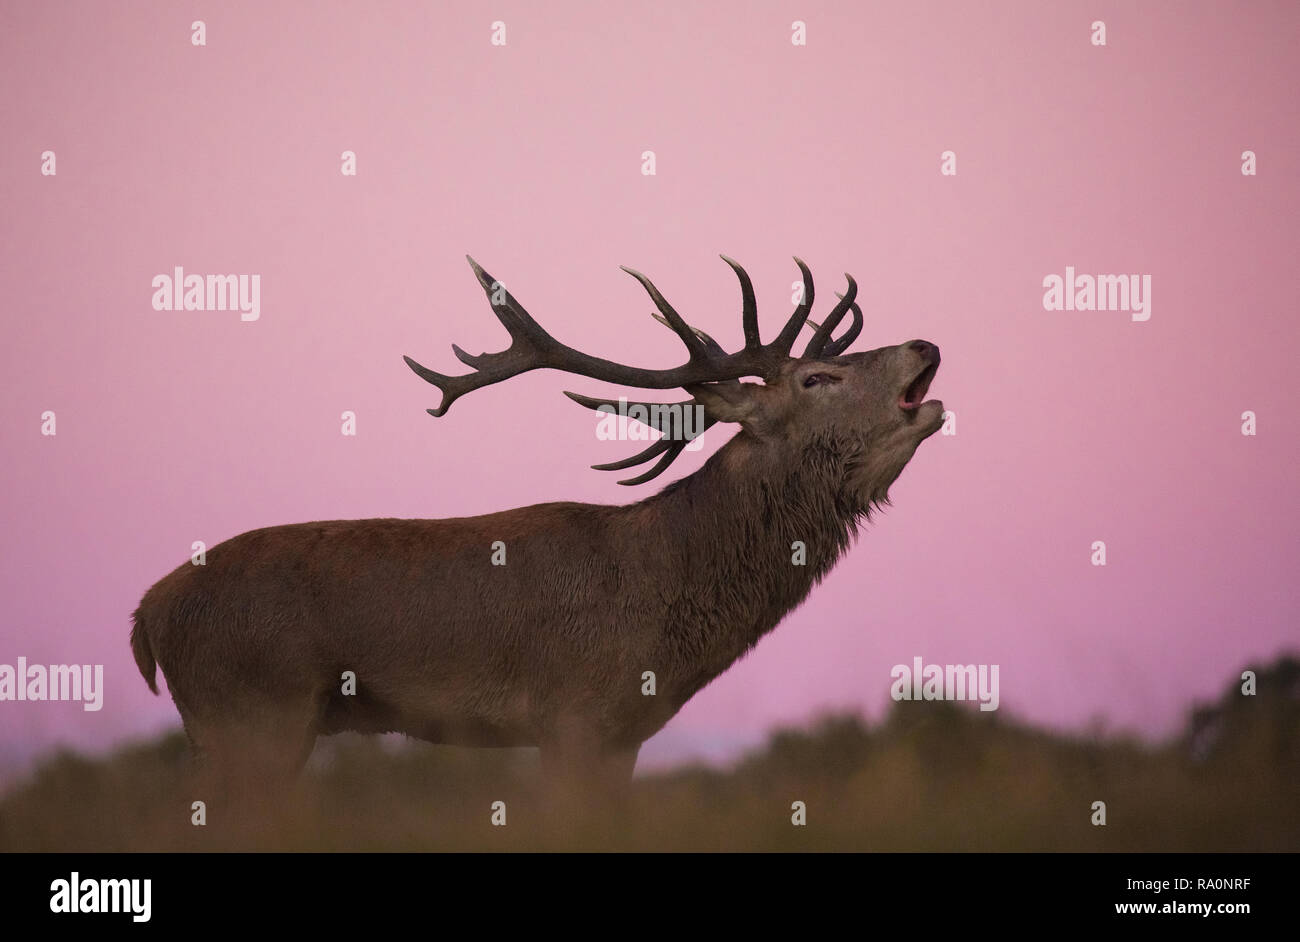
[130,607,159,695]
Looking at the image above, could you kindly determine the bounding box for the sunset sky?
[1,1,1296,776]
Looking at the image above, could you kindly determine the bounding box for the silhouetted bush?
[1,656,1295,851]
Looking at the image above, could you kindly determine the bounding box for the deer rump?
[134,506,676,746]
[130,255,944,798]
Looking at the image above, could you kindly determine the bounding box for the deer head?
[404,256,942,511]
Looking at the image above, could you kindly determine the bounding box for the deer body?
[131,256,944,798]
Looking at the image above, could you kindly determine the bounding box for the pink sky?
[1,1,1296,774]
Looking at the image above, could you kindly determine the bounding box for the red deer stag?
[131,255,944,803]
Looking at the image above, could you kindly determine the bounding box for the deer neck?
[634,431,863,690]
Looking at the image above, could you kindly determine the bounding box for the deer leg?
[540,740,636,793]
[182,694,323,844]
[593,744,640,796]
[537,736,639,844]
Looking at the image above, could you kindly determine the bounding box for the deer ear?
[685,381,763,426]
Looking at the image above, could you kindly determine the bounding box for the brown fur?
[131,343,944,800]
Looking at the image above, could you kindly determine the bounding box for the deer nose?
[907,340,940,364]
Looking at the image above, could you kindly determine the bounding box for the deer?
[130,255,944,809]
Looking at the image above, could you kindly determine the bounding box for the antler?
[405,255,865,483]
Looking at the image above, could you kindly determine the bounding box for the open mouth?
[899,362,939,411]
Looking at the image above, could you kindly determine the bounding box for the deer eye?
[803,372,836,388]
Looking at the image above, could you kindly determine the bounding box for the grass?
[1,656,1295,852]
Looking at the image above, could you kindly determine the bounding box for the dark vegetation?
[2,656,1295,852]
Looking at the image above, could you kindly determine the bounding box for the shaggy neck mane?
[625,431,873,694]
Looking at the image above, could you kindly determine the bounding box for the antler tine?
[462,255,554,352]
[803,274,859,357]
[590,437,674,471]
[620,267,711,361]
[768,257,815,355]
[614,442,690,486]
[590,435,696,486]
[563,391,711,438]
[649,312,726,357]
[403,256,565,416]
[564,390,719,484]
[579,436,694,486]
[804,290,864,357]
[719,255,761,349]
